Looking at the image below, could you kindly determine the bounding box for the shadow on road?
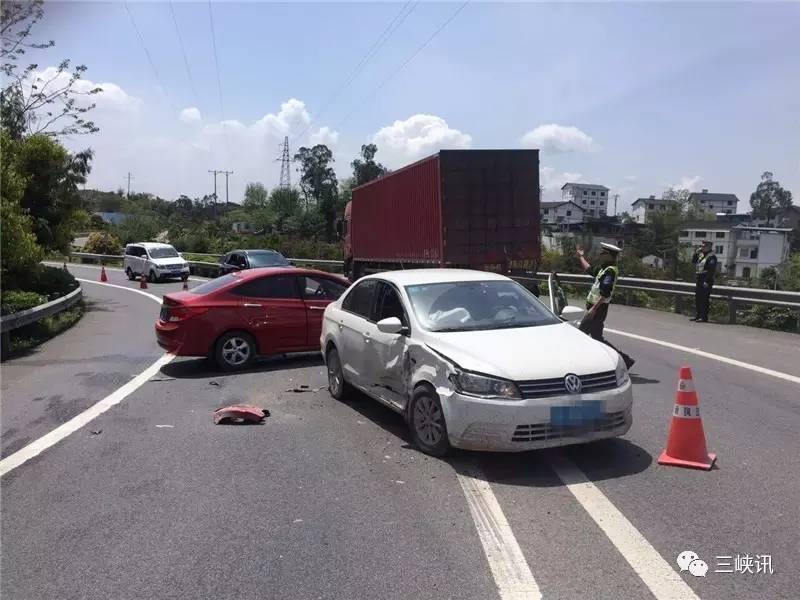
[160,352,324,379]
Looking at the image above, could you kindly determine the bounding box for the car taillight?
[167,306,209,322]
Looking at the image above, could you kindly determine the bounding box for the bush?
[1,291,46,315]
[12,266,79,300]
[84,231,123,255]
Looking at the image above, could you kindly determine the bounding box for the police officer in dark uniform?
[576,243,635,369]
[691,240,717,323]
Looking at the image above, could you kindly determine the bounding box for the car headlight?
[450,369,522,400]
[615,355,630,387]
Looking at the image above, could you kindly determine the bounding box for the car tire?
[409,385,450,457]
[326,347,350,400]
[148,270,158,283]
[125,267,136,281]
[214,331,256,371]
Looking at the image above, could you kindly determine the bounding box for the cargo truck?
[339,149,541,280]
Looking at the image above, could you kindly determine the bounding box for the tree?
[83,231,122,255]
[1,1,101,139]
[351,143,387,187]
[242,182,268,211]
[294,144,339,241]
[750,172,793,226]
[661,187,703,220]
[268,187,300,232]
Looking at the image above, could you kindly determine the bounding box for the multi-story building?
[678,222,792,278]
[540,201,585,225]
[686,189,739,216]
[630,195,679,224]
[561,183,609,218]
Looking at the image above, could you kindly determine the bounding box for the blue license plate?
[550,401,603,427]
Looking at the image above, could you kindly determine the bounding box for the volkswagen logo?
[564,373,582,394]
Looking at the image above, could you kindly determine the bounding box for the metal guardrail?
[1,286,83,334]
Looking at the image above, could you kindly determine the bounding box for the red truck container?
[342,149,540,279]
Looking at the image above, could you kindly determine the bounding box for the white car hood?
[150,256,187,267]
[422,322,619,381]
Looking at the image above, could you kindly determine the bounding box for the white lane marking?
[455,463,542,600]
[44,261,208,282]
[550,454,699,600]
[1,277,173,477]
[0,353,175,477]
[606,327,800,385]
[76,277,163,304]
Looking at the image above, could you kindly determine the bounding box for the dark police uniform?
[691,247,717,322]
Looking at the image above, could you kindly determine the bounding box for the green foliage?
[243,182,269,210]
[3,303,84,357]
[750,172,793,225]
[782,253,800,291]
[1,290,46,315]
[83,231,122,255]
[739,305,797,331]
[294,144,339,241]
[351,143,387,187]
[113,213,162,244]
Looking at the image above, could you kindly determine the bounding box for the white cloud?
[25,66,140,112]
[179,107,201,123]
[372,114,472,167]
[520,124,599,154]
[672,175,703,191]
[539,166,584,201]
[623,175,637,182]
[310,126,339,147]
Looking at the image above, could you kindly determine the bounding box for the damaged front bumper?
[441,380,633,452]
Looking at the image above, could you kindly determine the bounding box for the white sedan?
[321,269,632,456]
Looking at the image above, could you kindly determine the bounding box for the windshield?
[405,280,560,332]
[248,252,289,268]
[148,247,179,259]
[189,273,239,295]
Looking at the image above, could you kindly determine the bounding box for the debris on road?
[90,429,102,436]
[285,385,325,393]
[293,519,303,523]
[149,377,176,382]
[209,381,220,387]
[155,424,174,428]
[213,404,270,425]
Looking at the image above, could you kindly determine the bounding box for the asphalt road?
[2,264,798,600]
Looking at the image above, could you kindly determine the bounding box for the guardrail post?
[728,298,737,324]
[674,295,683,314]
[625,289,631,306]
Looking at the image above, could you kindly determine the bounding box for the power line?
[294,1,418,145]
[207,0,225,123]
[334,1,469,131]
[123,1,167,95]
[168,0,199,106]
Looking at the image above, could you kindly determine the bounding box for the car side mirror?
[377,317,405,335]
[560,305,585,319]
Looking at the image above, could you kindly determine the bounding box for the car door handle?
[309,306,326,311]
[243,303,262,307]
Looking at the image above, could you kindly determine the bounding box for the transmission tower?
[277,136,291,189]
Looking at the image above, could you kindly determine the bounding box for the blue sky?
[33,1,799,211]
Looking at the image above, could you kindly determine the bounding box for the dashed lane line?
[606,327,800,385]
[550,454,700,600]
[0,281,174,477]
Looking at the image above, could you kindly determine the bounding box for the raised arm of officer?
[576,246,595,275]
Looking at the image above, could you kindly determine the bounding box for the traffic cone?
[658,366,716,470]
[62,262,68,272]
[100,266,108,282]
[182,279,189,291]
[139,273,148,289]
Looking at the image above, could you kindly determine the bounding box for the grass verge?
[3,302,85,359]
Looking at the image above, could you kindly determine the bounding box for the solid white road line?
[1,278,174,477]
[606,327,800,385]
[550,454,699,600]
[455,463,542,600]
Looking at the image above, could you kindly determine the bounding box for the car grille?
[512,409,628,443]
[517,370,617,399]
[164,263,183,270]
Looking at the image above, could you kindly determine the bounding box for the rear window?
[190,274,240,295]
[248,252,289,268]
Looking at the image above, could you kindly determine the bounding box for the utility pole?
[613,193,619,216]
[221,170,233,205]
[125,172,134,198]
[208,169,219,217]
[276,136,291,189]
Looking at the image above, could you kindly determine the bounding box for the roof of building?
[680,221,734,231]
[560,182,609,191]
[540,201,585,210]
[631,197,677,207]
[687,191,740,204]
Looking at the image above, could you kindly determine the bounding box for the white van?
[124,243,190,283]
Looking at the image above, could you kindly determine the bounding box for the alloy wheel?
[413,395,444,446]
[221,336,251,367]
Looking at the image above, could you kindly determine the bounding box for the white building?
[540,201,585,225]
[678,222,791,279]
[687,189,739,216]
[630,196,679,224]
[561,183,609,218]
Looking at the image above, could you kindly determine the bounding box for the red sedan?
[155,267,350,370]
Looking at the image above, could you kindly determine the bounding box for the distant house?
[687,189,739,216]
[93,212,131,225]
[641,254,665,269]
[630,196,678,224]
[561,183,609,218]
[540,201,585,225]
[231,222,257,234]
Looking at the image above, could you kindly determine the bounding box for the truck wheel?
[352,261,365,280]
[409,385,450,457]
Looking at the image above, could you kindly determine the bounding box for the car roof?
[363,269,510,286]
[127,242,174,249]
[229,249,283,255]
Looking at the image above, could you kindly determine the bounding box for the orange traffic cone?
[62,262,69,272]
[658,366,716,470]
[182,279,189,291]
[139,273,148,289]
[100,266,108,282]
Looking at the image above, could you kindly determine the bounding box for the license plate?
[550,401,603,427]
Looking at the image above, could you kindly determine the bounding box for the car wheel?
[409,385,450,457]
[215,332,256,371]
[148,270,158,283]
[326,347,350,400]
[125,267,136,281]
